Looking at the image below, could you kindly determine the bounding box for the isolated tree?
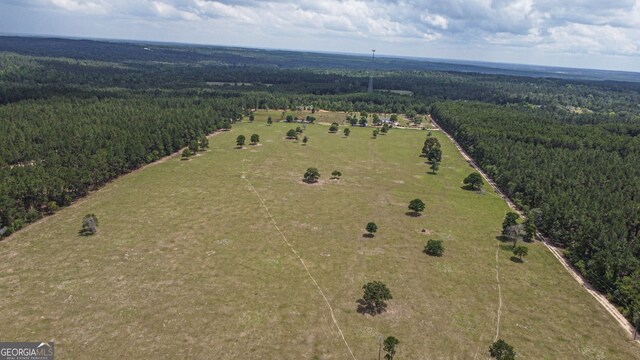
[236,135,246,147]
[489,339,516,360]
[463,172,484,191]
[424,239,444,256]
[302,136,309,145]
[505,224,526,247]
[249,113,255,122]
[296,126,303,134]
[373,129,379,138]
[304,167,320,183]
[366,222,378,236]
[523,217,536,242]
[513,245,529,261]
[199,135,209,150]
[502,212,520,234]
[286,129,298,139]
[430,159,440,174]
[329,124,339,133]
[383,336,399,360]
[250,134,260,144]
[331,170,342,179]
[80,213,98,236]
[408,198,426,215]
[306,115,316,123]
[188,140,199,153]
[286,114,294,123]
[181,148,193,159]
[267,116,273,125]
[349,116,358,126]
[362,281,392,314]
[422,136,440,155]
[381,123,390,134]
[426,147,442,163]
[343,128,351,137]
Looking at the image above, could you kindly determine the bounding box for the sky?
[1,0,640,72]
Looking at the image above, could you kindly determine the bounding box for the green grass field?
[1,116,639,359]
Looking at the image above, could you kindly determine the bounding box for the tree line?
[431,100,640,327]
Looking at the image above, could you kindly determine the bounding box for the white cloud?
[2,0,640,70]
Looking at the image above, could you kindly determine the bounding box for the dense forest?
[1,36,639,329]
[431,101,640,323]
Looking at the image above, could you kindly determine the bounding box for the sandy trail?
[429,114,639,342]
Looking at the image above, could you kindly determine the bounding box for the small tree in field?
[286,129,298,139]
[463,172,484,191]
[362,281,392,314]
[302,136,309,145]
[198,135,209,150]
[502,212,520,234]
[303,167,320,183]
[331,170,342,179]
[249,113,255,122]
[80,214,98,236]
[188,140,199,153]
[365,222,377,236]
[489,339,516,360]
[430,159,440,174]
[329,124,339,133]
[250,134,260,144]
[373,129,379,138]
[181,148,193,159]
[343,128,351,137]
[296,126,303,134]
[381,123,390,134]
[383,336,399,360]
[424,239,444,256]
[426,147,442,163]
[236,135,246,147]
[267,116,273,125]
[408,198,425,216]
[513,245,528,261]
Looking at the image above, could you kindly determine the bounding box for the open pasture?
[1,118,638,359]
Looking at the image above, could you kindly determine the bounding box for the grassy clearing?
[1,117,638,359]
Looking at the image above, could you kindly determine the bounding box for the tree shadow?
[510,256,523,263]
[426,172,437,175]
[78,229,96,236]
[404,211,421,217]
[460,184,480,191]
[302,178,319,184]
[496,235,511,243]
[356,299,387,315]
[362,233,374,238]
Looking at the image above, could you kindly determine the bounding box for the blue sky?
[1,0,639,72]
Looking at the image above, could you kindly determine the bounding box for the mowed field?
[1,115,639,359]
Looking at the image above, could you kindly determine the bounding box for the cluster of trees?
[0,95,241,237]
[432,100,640,325]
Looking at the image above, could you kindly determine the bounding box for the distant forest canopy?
[0,36,639,329]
